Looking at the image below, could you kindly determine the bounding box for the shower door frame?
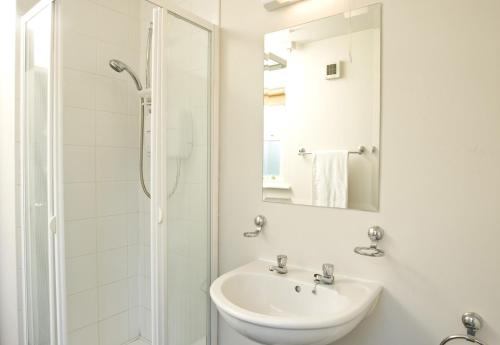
[149,2,220,345]
[19,0,66,344]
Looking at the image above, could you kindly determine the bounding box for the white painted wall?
[0,0,19,344]
[219,1,500,345]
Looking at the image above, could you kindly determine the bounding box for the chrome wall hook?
[354,226,385,257]
[244,215,266,237]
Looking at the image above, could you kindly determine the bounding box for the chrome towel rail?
[298,146,368,156]
[440,313,486,345]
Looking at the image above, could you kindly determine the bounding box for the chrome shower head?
[109,59,127,72]
[108,59,143,91]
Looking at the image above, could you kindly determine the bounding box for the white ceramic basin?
[210,260,382,345]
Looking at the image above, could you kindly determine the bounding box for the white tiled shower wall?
[62,0,216,343]
[61,0,146,344]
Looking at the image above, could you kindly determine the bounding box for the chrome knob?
[254,215,266,229]
[367,226,384,241]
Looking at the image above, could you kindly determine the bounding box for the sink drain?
[295,285,301,293]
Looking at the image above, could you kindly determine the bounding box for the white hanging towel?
[312,150,349,208]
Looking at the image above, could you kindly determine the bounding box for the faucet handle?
[322,263,334,278]
[277,255,287,268]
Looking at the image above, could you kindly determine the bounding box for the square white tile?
[96,111,130,147]
[96,182,129,216]
[63,107,96,146]
[64,183,96,220]
[63,30,97,73]
[66,254,97,295]
[126,182,140,213]
[96,5,138,48]
[98,247,128,284]
[62,0,99,38]
[68,289,98,331]
[139,307,151,341]
[65,218,97,258]
[68,323,98,345]
[64,146,96,183]
[98,279,129,320]
[95,76,129,114]
[128,276,139,307]
[140,276,151,308]
[97,215,128,251]
[98,311,129,345]
[64,69,96,110]
[127,213,140,245]
[96,147,135,182]
[128,306,140,339]
[126,115,140,146]
[127,245,139,277]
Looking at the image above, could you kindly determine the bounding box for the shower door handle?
[48,216,57,235]
[158,207,163,224]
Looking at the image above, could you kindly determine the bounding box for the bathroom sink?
[210,260,382,345]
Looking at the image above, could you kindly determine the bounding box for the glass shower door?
[21,2,57,345]
[165,12,212,345]
[152,8,214,345]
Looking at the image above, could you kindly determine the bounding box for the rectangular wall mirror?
[262,4,381,211]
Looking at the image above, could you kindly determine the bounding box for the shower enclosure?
[19,1,218,344]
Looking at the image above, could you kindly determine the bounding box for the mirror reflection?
[262,4,381,211]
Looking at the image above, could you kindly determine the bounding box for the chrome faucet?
[314,263,334,285]
[269,255,288,274]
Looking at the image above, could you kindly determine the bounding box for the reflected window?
[263,88,285,179]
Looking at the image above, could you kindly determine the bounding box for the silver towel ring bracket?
[440,313,486,345]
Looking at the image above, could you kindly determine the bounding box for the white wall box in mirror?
[262,4,381,211]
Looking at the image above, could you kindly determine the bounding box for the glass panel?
[165,12,211,345]
[23,4,53,345]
